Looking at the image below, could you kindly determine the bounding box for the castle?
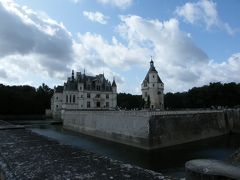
[51,59,164,119]
[141,59,164,110]
[51,70,117,119]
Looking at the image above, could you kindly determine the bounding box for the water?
[29,125,240,178]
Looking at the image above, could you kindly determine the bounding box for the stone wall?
[224,109,240,133]
[62,110,150,149]
[149,112,228,149]
[62,110,233,150]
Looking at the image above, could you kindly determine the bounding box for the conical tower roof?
[143,59,163,84]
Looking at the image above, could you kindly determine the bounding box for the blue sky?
[0,0,240,94]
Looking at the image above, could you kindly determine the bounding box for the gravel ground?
[0,128,173,180]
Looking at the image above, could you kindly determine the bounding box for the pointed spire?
[112,77,116,87]
[150,56,154,67]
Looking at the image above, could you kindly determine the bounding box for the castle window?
[56,105,58,108]
[87,85,90,90]
[153,83,155,87]
[87,93,90,98]
[144,81,147,87]
[96,94,100,98]
[106,102,109,108]
[158,91,161,94]
[106,94,109,99]
[56,96,58,100]
[96,101,100,108]
[87,101,90,108]
[81,94,83,98]
[66,95,68,103]
[145,92,147,97]
[80,86,82,90]
[73,95,75,103]
[153,75,154,78]
[70,95,72,103]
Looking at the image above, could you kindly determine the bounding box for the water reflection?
[30,125,240,178]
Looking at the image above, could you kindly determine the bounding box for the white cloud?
[97,0,133,9]
[115,15,240,92]
[0,0,73,80]
[176,0,238,35]
[83,11,108,24]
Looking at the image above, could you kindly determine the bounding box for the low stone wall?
[62,110,150,149]
[62,110,232,150]
[149,112,228,149]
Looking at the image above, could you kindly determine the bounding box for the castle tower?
[141,59,164,110]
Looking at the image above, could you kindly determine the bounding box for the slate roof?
[55,86,63,93]
[64,71,115,92]
[142,60,163,84]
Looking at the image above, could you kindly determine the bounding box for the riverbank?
[0,123,172,179]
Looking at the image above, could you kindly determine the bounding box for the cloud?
[97,0,133,9]
[175,0,238,35]
[0,69,7,79]
[72,32,151,70]
[116,15,240,92]
[0,0,74,81]
[0,0,126,89]
[0,0,240,94]
[83,11,108,24]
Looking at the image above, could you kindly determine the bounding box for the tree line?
[118,82,240,110]
[0,83,53,115]
[0,82,239,115]
[164,82,240,110]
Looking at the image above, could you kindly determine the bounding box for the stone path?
[0,126,172,179]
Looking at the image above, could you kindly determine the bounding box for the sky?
[0,0,240,94]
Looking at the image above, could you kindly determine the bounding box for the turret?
[141,58,164,110]
[112,78,117,93]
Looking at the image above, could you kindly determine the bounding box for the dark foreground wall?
[149,112,228,149]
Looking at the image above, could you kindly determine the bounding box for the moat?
[25,124,240,179]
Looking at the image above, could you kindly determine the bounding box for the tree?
[0,83,53,115]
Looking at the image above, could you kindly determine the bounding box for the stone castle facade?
[141,59,164,110]
[51,70,117,119]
